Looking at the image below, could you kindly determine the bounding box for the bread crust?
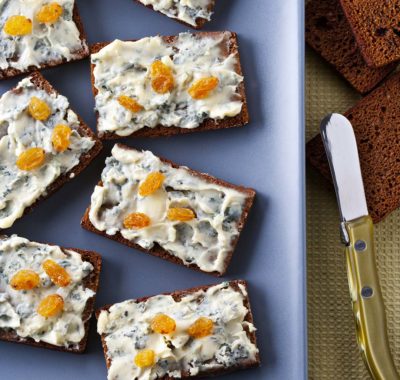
[0,237,102,353]
[89,31,249,140]
[81,144,255,276]
[132,0,216,29]
[96,279,260,377]
[306,0,396,94]
[0,71,102,228]
[0,2,89,80]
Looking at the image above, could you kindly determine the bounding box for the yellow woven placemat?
[306,47,400,379]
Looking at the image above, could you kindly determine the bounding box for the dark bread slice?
[132,0,216,29]
[0,237,102,353]
[0,2,89,80]
[306,0,397,94]
[96,279,260,378]
[307,72,400,223]
[340,0,400,68]
[1,71,102,228]
[90,32,248,139]
[81,144,255,276]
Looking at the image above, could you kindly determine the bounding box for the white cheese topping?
[0,0,88,72]
[98,282,258,380]
[0,77,95,229]
[0,235,95,347]
[91,32,244,136]
[89,145,249,274]
[138,0,213,27]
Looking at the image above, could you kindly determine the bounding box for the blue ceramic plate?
[0,0,306,379]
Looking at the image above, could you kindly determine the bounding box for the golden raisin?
[51,124,72,153]
[187,317,214,339]
[10,270,40,290]
[118,95,143,113]
[42,259,71,287]
[37,294,64,317]
[28,97,52,121]
[138,172,165,197]
[3,15,32,36]
[123,213,151,229]
[134,349,156,368]
[188,77,219,100]
[167,207,195,222]
[36,3,63,24]
[151,314,176,334]
[151,61,175,94]
[16,147,46,171]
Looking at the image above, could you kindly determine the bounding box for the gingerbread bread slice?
[340,0,400,68]
[0,71,102,229]
[90,31,248,139]
[306,0,397,94]
[81,144,255,276]
[96,280,260,379]
[133,0,216,29]
[307,72,400,223]
[0,234,102,353]
[0,1,89,80]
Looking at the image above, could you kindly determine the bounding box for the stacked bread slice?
[306,0,400,94]
[307,0,400,223]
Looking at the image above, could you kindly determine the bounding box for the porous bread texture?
[340,0,400,68]
[306,0,396,94]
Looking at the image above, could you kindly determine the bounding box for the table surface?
[0,1,306,379]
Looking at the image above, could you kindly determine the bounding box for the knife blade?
[320,113,368,222]
[319,113,399,380]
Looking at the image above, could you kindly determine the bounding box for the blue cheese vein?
[0,235,95,348]
[0,76,95,229]
[91,32,244,136]
[89,145,249,274]
[0,0,88,72]
[97,282,258,380]
[138,0,214,27]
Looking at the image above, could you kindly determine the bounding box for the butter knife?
[320,113,399,380]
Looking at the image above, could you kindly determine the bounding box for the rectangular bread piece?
[96,280,260,380]
[90,31,248,139]
[81,144,255,276]
[307,72,400,223]
[306,0,397,94]
[340,0,400,68]
[0,0,89,80]
[0,234,102,353]
[0,71,102,229]
[133,0,216,29]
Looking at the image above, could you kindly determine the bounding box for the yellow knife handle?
[345,215,399,380]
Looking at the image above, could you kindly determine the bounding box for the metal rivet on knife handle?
[361,286,373,298]
[355,240,367,251]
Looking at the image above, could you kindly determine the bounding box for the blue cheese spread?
[0,76,95,229]
[97,281,258,380]
[89,145,250,274]
[138,0,213,27]
[0,235,95,348]
[91,32,244,136]
[0,0,88,72]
